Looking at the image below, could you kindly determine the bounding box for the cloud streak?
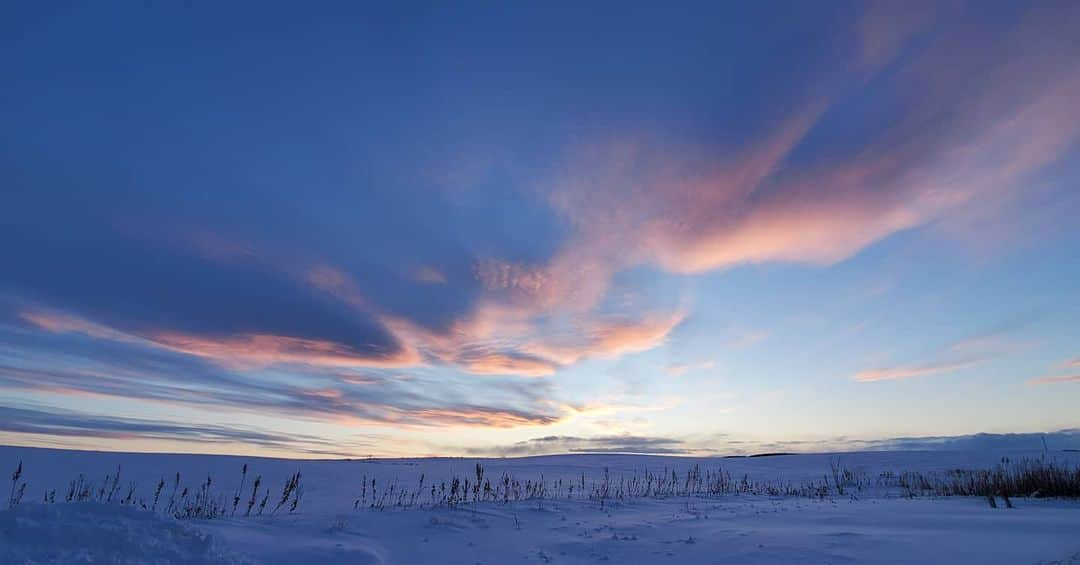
[0,323,574,431]
[466,434,692,457]
[854,313,1038,383]
[149,331,421,370]
[0,404,367,457]
[464,429,1080,457]
[1027,375,1080,386]
[855,359,981,383]
[665,360,714,377]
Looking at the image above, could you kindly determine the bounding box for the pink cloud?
[585,313,686,359]
[855,359,981,382]
[458,352,558,378]
[382,309,683,377]
[401,407,562,428]
[473,259,557,311]
[305,264,366,307]
[470,252,614,318]
[21,308,424,371]
[1,363,574,430]
[665,360,714,377]
[20,311,140,343]
[149,332,422,370]
[534,4,1080,288]
[523,312,686,366]
[1027,375,1080,386]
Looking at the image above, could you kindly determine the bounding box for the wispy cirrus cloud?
[466,428,1080,458]
[1027,375,1080,386]
[665,360,714,377]
[149,331,421,370]
[20,309,422,371]
[523,313,686,366]
[0,403,369,458]
[0,322,575,430]
[865,430,1080,452]
[725,429,1080,455]
[0,361,572,430]
[456,350,559,378]
[465,434,693,457]
[18,311,137,344]
[554,78,1078,282]
[855,359,982,383]
[379,308,685,377]
[537,1,1080,290]
[855,313,1040,383]
[305,264,367,308]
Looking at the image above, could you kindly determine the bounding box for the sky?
[2,1,1079,458]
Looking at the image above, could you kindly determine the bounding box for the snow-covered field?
[2,446,1078,564]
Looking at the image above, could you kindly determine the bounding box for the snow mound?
[0,503,243,564]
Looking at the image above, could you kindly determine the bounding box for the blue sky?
[2,1,1078,457]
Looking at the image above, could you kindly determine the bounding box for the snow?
[0,502,240,564]
[2,446,1079,564]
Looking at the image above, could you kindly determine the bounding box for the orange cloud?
[378,313,543,376]
[380,307,683,377]
[586,313,686,359]
[460,356,557,378]
[403,407,562,428]
[458,351,558,377]
[523,312,685,366]
[278,399,575,429]
[643,186,921,274]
